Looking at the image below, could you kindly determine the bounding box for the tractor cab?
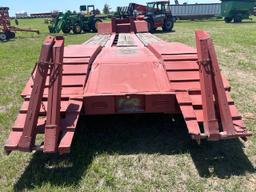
[146,1,171,15]
[80,5,96,15]
[145,1,174,32]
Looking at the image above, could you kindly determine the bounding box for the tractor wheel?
[92,20,102,32]
[147,21,155,33]
[73,24,82,34]
[0,32,8,41]
[234,15,242,23]
[162,19,174,32]
[224,17,233,23]
[62,25,71,34]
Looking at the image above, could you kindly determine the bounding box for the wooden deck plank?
[117,34,137,47]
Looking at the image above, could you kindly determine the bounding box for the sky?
[2,0,220,16]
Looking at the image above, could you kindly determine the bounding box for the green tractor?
[221,0,255,23]
[49,5,102,34]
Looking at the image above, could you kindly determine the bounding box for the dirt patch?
[0,106,6,113]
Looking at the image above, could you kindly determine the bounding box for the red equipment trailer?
[4,18,251,154]
[0,7,39,41]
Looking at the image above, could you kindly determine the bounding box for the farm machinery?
[48,5,102,34]
[116,1,174,32]
[4,18,252,155]
[0,7,39,41]
[221,0,256,23]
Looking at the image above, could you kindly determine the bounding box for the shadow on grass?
[14,114,254,191]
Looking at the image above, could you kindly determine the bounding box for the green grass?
[0,18,256,192]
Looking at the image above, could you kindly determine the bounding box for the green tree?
[103,4,111,14]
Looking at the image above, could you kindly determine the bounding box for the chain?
[48,64,61,86]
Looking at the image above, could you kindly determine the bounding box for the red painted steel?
[0,8,10,32]
[196,30,236,140]
[98,18,148,34]
[44,36,64,153]
[17,36,55,152]
[195,31,220,139]
[4,19,252,155]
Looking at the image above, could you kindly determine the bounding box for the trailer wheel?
[224,17,232,23]
[162,19,174,32]
[0,32,8,41]
[62,25,71,34]
[234,16,242,23]
[73,24,82,34]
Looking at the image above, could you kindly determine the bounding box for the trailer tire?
[162,19,174,32]
[234,16,242,23]
[224,17,232,23]
[0,32,8,41]
[62,25,71,34]
[73,24,82,34]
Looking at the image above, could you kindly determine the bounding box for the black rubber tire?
[73,24,82,34]
[92,20,102,32]
[162,19,174,32]
[62,25,71,34]
[5,31,11,39]
[234,16,242,23]
[9,32,16,39]
[224,17,233,23]
[147,20,155,33]
[0,32,8,41]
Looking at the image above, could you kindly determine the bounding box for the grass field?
[0,18,256,192]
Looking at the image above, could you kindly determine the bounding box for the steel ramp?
[5,38,100,155]
[5,99,83,154]
[142,32,252,141]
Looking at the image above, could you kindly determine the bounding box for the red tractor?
[116,1,174,32]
